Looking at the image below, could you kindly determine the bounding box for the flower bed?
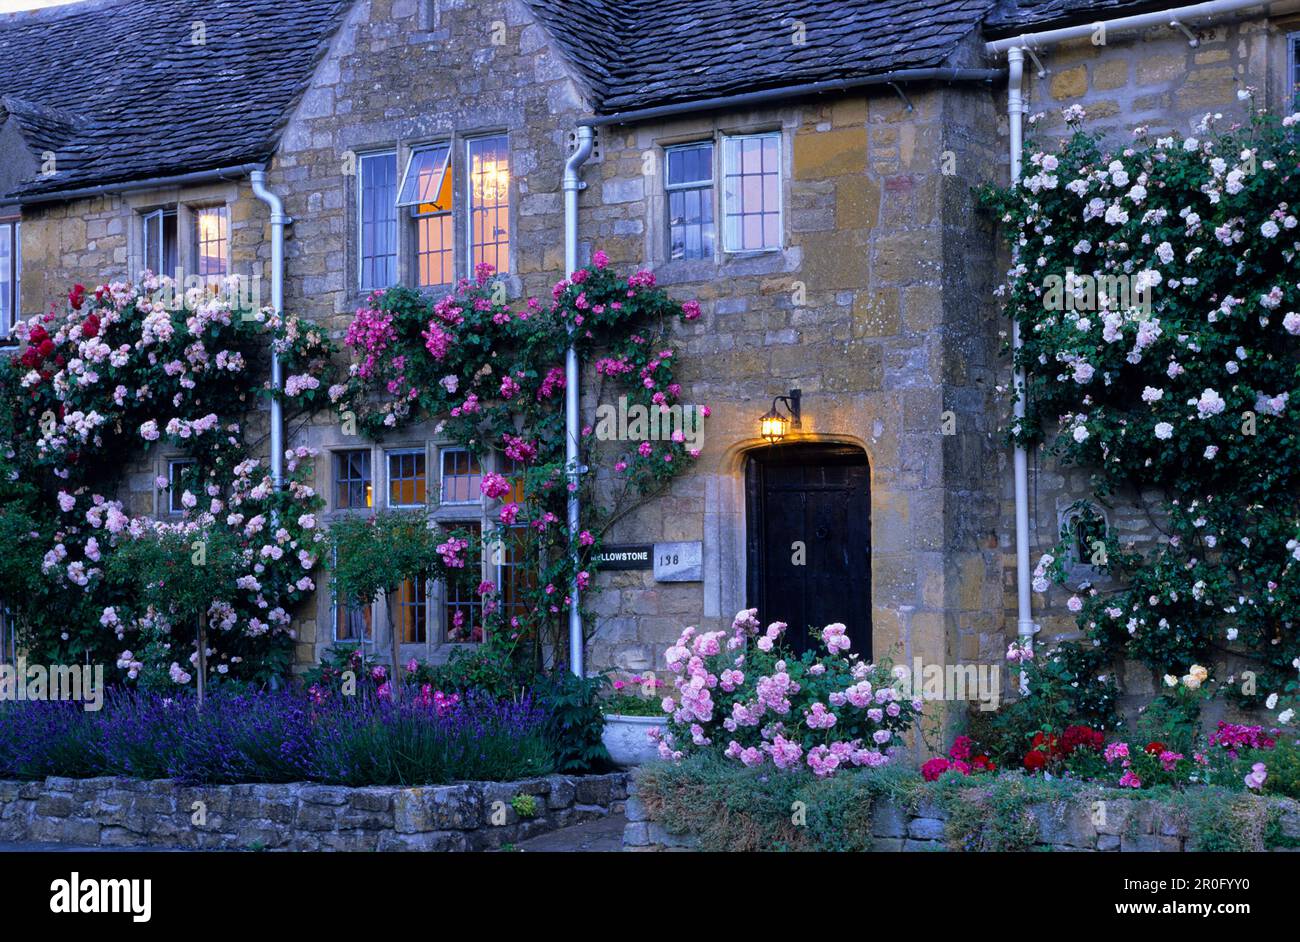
[0,689,556,787]
[626,756,1300,853]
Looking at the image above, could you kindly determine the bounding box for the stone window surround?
[346,129,517,305]
[642,117,793,279]
[319,438,511,659]
[124,182,238,285]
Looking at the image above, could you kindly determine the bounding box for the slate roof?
[0,0,350,201]
[983,0,1178,34]
[526,0,999,115]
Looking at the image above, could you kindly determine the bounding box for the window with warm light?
[398,143,455,288]
[467,135,510,275]
[358,151,398,291]
[386,448,426,508]
[440,448,482,504]
[194,206,229,277]
[334,449,373,509]
[334,590,374,642]
[395,574,429,644]
[722,133,782,253]
[0,217,18,338]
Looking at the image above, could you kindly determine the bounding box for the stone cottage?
[1,0,1298,731]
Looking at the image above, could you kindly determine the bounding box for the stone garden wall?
[0,772,628,851]
[622,787,1300,852]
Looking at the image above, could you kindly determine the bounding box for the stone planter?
[602,713,663,767]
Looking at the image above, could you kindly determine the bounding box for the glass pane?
[360,153,398,291]
[195,207,228,277]
[468,136,510,275]
[0,224,10,334]
[398,144,451,209]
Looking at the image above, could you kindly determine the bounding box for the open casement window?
[142,209,179,279]
[721,133,782,253]
[358,152,398,292]
[398,144,455,288]
[0,218,18,338]
[666,142,716,260]
[467,135,510,275]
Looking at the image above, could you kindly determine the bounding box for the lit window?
[359,152,398,291]
[167,458,196,515]
[468,135,510,275]
[497,525,534,627]
[0,218,17,337]
[721,133,782,253]
[194,206,229,277]
[445,523,482,643]
[387,449,427,508]
[666,142,715,260]
[440,449,481,504]
[334,595,374,642]
[395,574,428,644]
[334,449,373,509]
[398,144,454,288]
[142,209,178,279]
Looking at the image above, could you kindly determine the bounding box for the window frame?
[357,150,399,293]
[0,216,18,339]
[1289,32,1300,110]
[664,141,718,262]
[385,446,428,509]
[465,133,511,277]
[330,546,376,644]
[192,205,230,278]
[141,208,179,280]
[720,131,784,255]
[332,447,374,511]
[398,142,455,289]
[438,447,483,506]
[165,457,197,516]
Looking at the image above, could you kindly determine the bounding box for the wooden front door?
[745,445,871,655]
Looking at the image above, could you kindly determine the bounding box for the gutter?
[986,0,1268,682]
[249,170,291,491]
[562,126,596,677]
[2,162,266,208]
[579,67,1005,127]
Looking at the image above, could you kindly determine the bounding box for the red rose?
[81,314,100,338]
[38,339,55,358]
[20,347,41,369]
[972,755,996,772]
[28,325,48,345]
[68,284,86,309]
[1023,750,1047,772]
[921,757,951,782]
[1144,741,1166,756]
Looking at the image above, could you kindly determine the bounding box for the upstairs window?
[334,449,373,510]
[387,448,427,508]
[194,206,229,277]
[666,142,716,260]
[1291,33,1300,109]
[440,449,481,504]
[358,151,398,292]
[398,143,454,288]
[468,135,510,275]
[142,209,179,279]
[721,133,782,253]
[0,218,17,338]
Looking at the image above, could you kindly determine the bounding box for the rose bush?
[982,100,1300,727]
[653,609,921,776]
[0,275,336,687]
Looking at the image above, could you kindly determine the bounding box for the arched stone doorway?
[744,442,871,655]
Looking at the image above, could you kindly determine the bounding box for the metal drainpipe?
[563,126,595,677]
[249,170,289,490]
[1006,48,1036,690]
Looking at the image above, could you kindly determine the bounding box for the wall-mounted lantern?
[759,389,802,445]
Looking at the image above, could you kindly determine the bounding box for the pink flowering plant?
[983,100,1300,707]
[0,276,337,687]
[330,256,708,669]
[655,609,921,777]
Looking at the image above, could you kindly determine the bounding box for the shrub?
[536,671,612,774]
[655,609,922,776]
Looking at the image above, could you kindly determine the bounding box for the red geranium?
[1144,741,1167,756]
[971,754,997,772]
[1023,750,1047,771]
[1061,724,1104,756]
[922,757,952,782]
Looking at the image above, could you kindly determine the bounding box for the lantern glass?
[760,411,787,444]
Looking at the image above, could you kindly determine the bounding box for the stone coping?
[0,773,630,851]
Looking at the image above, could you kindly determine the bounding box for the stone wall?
[623,787,1300,852]
[0,772,628,851]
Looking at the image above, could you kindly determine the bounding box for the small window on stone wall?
[1290,33,1300,109]
[666,142,716,260]
[0,217,18,338]
[359,151,398,292]
[398,144,454,288]
[721,132,782,253]
[1060,501,1109,574]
